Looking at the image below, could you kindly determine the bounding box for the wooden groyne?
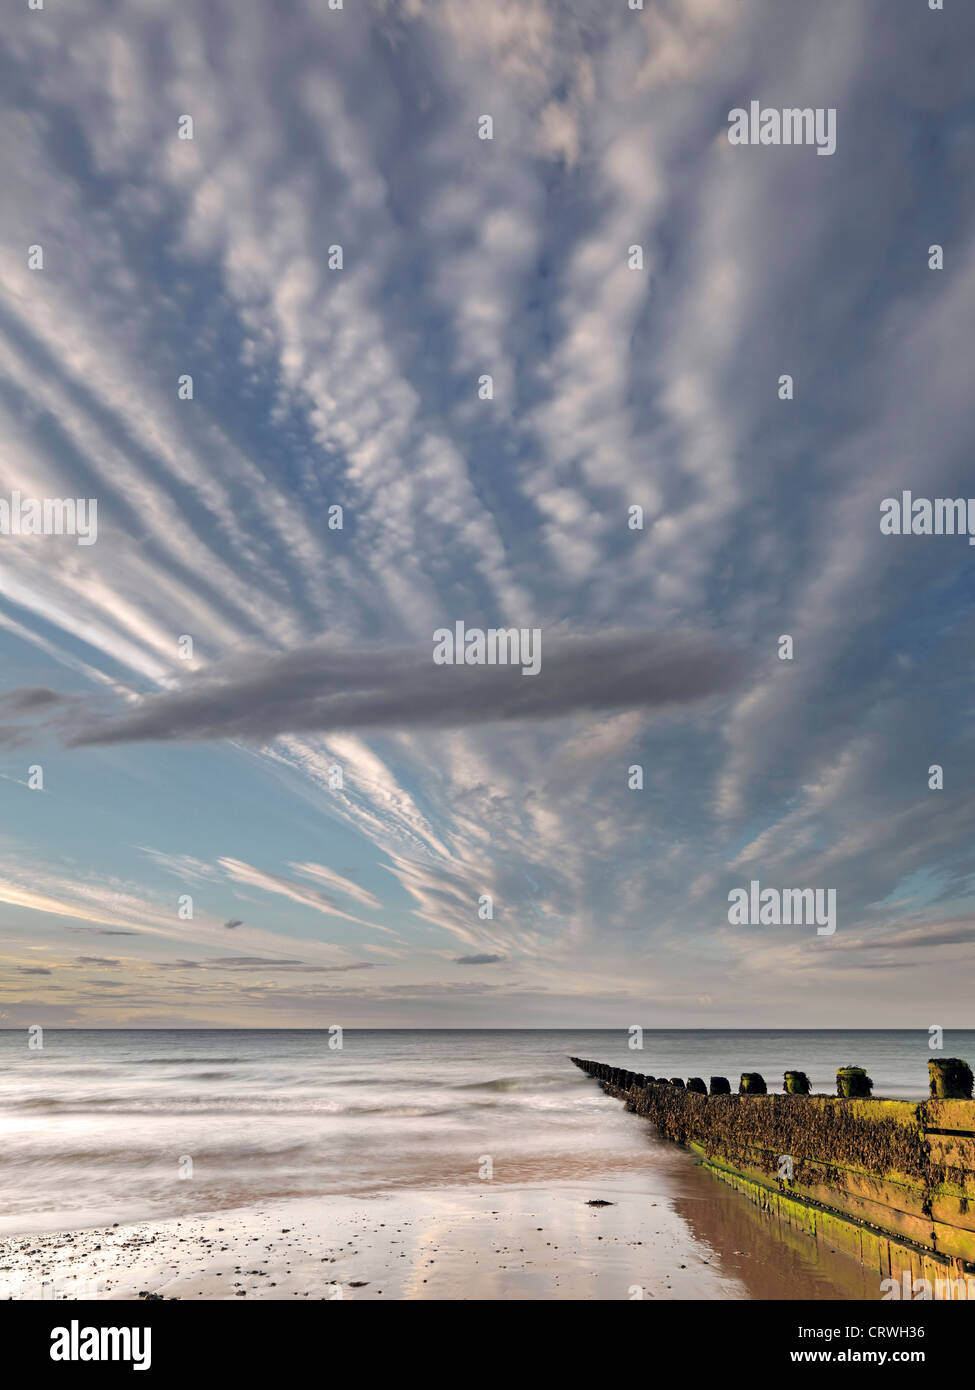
[570,1056,975,1295]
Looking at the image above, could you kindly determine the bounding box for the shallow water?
[0,1028,964,1237]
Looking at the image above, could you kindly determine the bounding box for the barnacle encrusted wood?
[569,1055,975,1287]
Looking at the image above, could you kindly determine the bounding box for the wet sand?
[0,1149,879,1300]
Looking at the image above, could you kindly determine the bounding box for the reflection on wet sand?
[649,1128,877,1300]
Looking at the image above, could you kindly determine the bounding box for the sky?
[1,0,974,1028]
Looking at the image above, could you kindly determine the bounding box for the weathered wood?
[569,1054,975,1287]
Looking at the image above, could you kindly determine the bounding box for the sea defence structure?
[570,1056,975,1296]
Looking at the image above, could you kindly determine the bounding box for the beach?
[0,1182,736,1302]
[0,1029,958,1301]
[1,1170,878,1302]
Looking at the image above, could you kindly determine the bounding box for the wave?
[7,1096,462,1118]
[124,1057,247,1066]
[455,1073,572,1093]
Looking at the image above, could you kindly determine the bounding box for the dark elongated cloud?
[0,687,66,714]
[157,957,377,973]
[0,688,83,749]
[455,954,504,965]
[68,927,138,937]
[62,630,746,748]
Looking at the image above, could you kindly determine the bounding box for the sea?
[0,1028,967,1237]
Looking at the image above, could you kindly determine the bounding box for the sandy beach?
[0,1185,744,1302]
[0,1161,879,1302]
[0,1177,733,1302]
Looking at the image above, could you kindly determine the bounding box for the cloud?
[157,957,378,973]
[216,857,397,936]
[0,687,83,748]
[832,917,975,955]
[68,928,139,937]
[454,953,505,965]
[0,687,68,713]
[60,629,745,747]
[224,918,244,930]
[289,862,382,911]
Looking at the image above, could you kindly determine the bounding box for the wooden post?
[836,1066,872,1098]
[929,1058,974,1099]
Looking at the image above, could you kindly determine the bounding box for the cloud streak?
[60,630,746,747]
